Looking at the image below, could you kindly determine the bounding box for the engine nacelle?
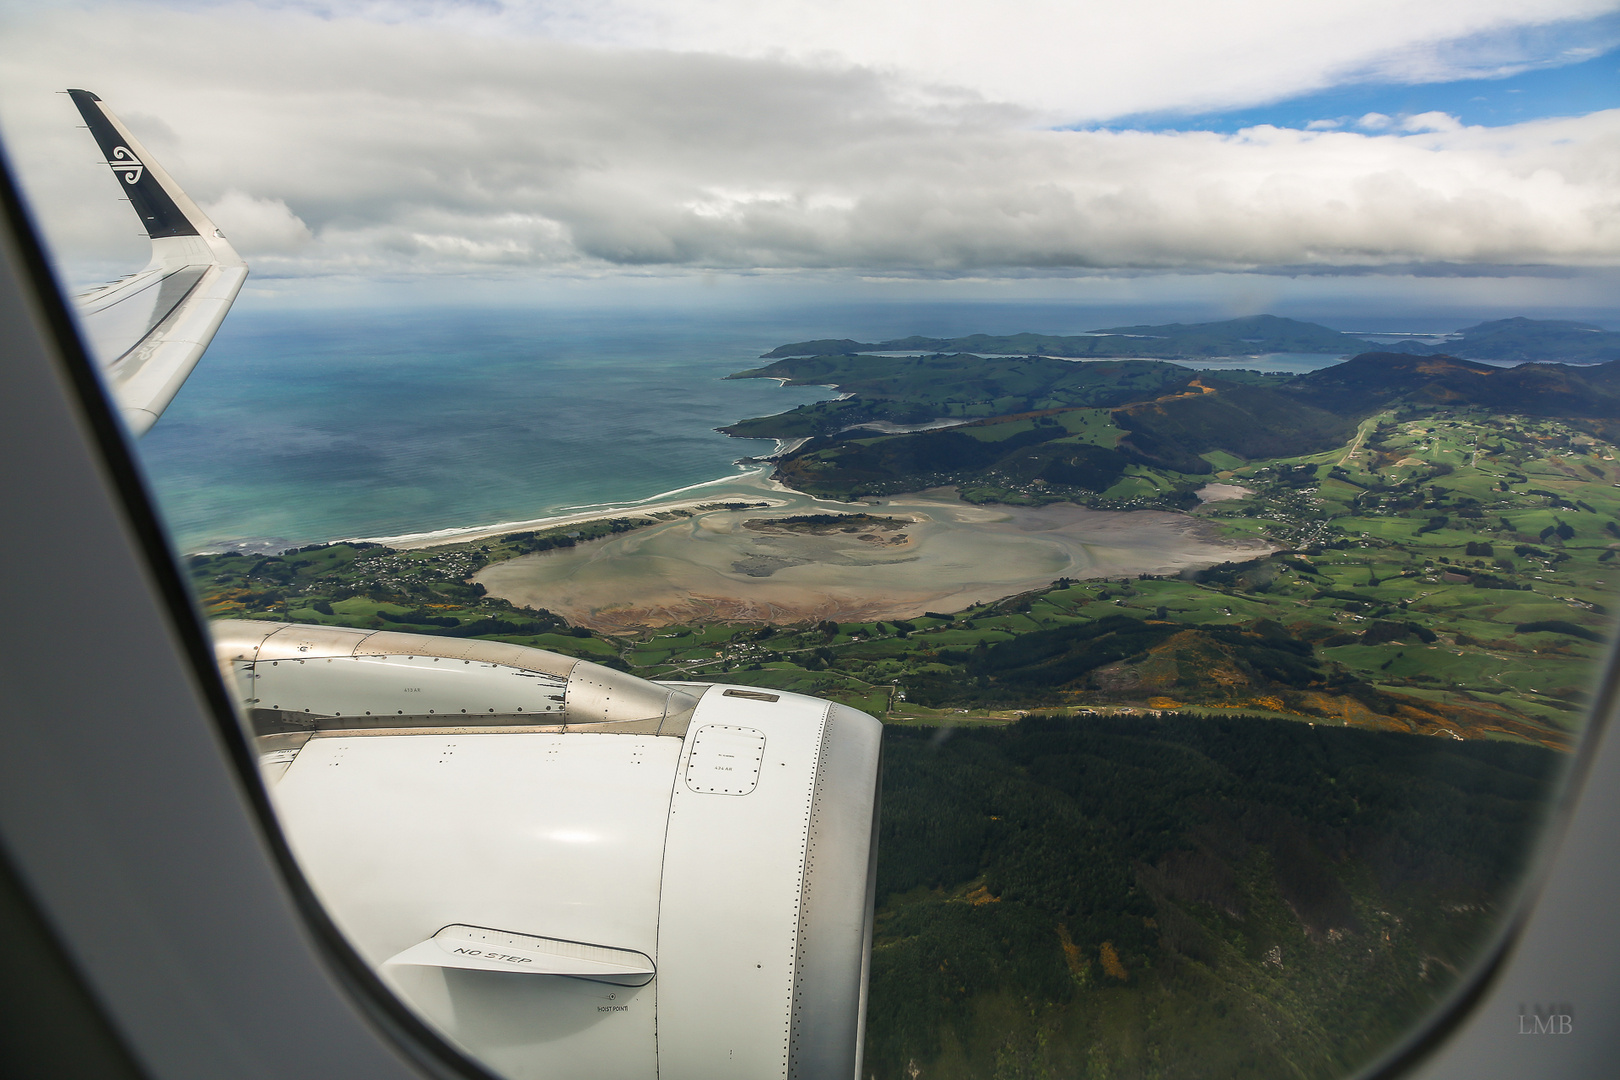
[213,620,882,1080]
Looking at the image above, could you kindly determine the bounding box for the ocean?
[132,302,1356,553]
[137,305,835,551]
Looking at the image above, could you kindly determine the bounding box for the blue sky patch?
[1101,33,1620,134]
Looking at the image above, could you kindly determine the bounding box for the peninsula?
[760,313,1620,364]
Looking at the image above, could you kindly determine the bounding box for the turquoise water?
[137,307,844,550]
[133,304,1355,552]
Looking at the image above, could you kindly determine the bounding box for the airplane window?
[2,6,1614,1080]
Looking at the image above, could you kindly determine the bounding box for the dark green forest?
[863,714,1561,1080]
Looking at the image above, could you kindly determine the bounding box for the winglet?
[68,90,247,435]
[68,88,213,242]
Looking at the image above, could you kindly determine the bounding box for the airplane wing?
[66,89,247,436]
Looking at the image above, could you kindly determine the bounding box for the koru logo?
[107,146,144,184]
[1518,1002,1574,1035]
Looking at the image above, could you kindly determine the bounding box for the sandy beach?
[363,468,796,550]
[471,484,1274,632]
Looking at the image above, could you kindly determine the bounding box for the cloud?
[202,191,313,255]
[1400,112,1465,134]
[390,0,1620,121]
[0,3,1615,282]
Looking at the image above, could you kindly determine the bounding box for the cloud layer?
[0,3,1615,282]
[264,0,1620,121]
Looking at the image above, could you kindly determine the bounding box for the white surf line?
[369,371,850,547]
[838,418,971,436]
[359,468,804,550]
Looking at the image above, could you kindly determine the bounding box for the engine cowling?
[213,620,882,1080]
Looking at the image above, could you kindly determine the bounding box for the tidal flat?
[473,486,1273,632]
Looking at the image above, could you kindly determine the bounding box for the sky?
[0,0,1616,318]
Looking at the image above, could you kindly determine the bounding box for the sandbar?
[474,487,1274,632]
[367,469,794,550]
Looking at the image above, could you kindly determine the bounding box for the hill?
[864,714,1559,1080]
[1383,317,1620,364]
[904,612,1555,745]
[1285,352,1620,417]
[736,351,1620,505]
[770,409,1142,501]
[759,315,1364,359]
[720,354,1238,442]
[1114,383,1357,474]
[760,314,1620,364]
[726,353,1207,408]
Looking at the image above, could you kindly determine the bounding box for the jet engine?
[212,620,882,1080]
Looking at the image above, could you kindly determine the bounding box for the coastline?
[200,348,1307,560]
[240,377,838,554]
[362,467,800,550]
[193,382,1260,563]
[362,400,842,552]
